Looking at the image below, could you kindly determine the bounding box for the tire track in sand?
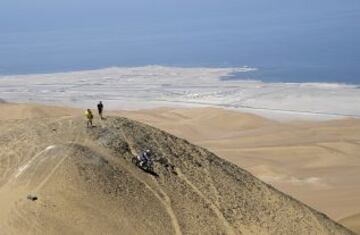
[120,129,182,235]
[19,120,86,234]
[32,119,85,193]
[150,137,234,234]
[176,168,236,235]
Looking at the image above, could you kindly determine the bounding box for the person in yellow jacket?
[85,109,94,128]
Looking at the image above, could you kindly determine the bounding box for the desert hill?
[120,107,360,230]
[0,103,79,121]
[340,214,360,235]
[0,109,355,234]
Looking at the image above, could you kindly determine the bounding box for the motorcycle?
[132,156,154,172]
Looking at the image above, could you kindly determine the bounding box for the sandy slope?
[119,108,360,227]
[340,214,360,234]
[0,103,79,120]
[0,113,354,234]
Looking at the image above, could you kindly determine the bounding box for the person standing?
[97,101,104,120]
[85,109,94,128]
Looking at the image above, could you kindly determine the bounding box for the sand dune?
[120,107,360,227]
[0,103,79,120]
[340,213,360,234]
[0,103,358,234]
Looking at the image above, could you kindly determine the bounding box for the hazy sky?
[0,0,359,82]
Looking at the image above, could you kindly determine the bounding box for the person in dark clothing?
[97,101,104,120]
[139,149,152,167]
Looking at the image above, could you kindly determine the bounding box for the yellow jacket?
[85,110,93,119]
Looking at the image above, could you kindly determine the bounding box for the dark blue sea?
[0,0,359,84]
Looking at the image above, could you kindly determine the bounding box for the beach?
[0,66,359,120]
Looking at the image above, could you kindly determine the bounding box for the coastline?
[1,66,359,121]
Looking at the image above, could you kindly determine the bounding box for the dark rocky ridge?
[89,117,354,234]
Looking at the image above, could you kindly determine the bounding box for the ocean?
[0,0,359,84]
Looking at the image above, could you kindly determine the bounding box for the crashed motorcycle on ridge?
[132,151,155,172]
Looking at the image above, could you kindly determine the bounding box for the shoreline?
[1,66,359,121]
[1,65,359,86]
[1,65,359,87]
